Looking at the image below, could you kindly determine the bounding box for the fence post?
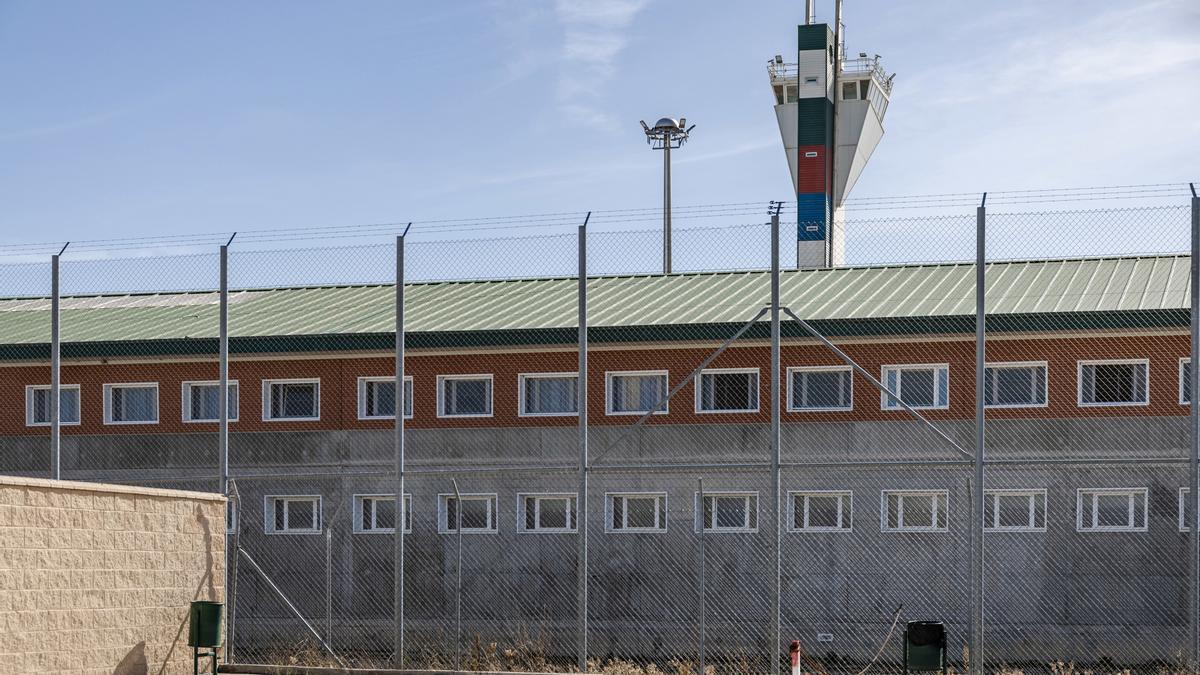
[697,476,706,675]
[50,247,63,480]
[577,214,590,672]
[218,237,232,659]
[452,478,463,671]
[1189,183,1198,670]
[395,228,408,668]
[770,205,782,675]
[971,195,986,673]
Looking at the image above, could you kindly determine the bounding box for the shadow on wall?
[114,641,148,675]
[154,502,223,674]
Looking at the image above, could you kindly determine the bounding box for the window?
[437,375,492,417]
[354,494,412,533]
[788,367,852,411]
[1077,488,1147,532]
[696,368,759,413]
[357,376,413,419]
[263,379,319,420]
[226,500,237,534]
[519,373,578,416]
[984,363,1047,408]
[607,371,669,415]
[1179,488,1194,532]
[439,494,498,533]
[606,493,668,533]
[25,385,80,426]
[1181,358,1191,405]
[882,490,949,532]
[182,381,239,422]
[696,492,758,532]
[882,365,949,410]
[984,490,1046,532]
[265,496,321,534]
[518,493,578,533]
[841,81,858,100]
[1078,360,1148,407]
[104,383,159,424]
[789,491,852,532]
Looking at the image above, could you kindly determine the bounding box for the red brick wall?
[0,333,1188,437]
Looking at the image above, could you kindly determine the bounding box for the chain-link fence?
[1,188,1198,674]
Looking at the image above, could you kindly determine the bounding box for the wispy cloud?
[553,0,650,131]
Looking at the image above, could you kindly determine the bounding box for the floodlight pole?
[663,140,672,274]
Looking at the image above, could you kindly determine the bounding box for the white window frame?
[261,378,321,421]
[1077,359,1150,408]
[181,380,240,423]
[517,492,578,533]
[881,490,949,533]
[1076,488,1148,532]
[25,384,81,427]
[787,366,853,412]
[264,495,322,535]
[880,364,949,410]
[1180,357,1191,406]
[694,367,760,414]
[787,490,852,533]
[352,494,412,534]
[695,491,759,533]
[1180,487,1194,532]
[436,374,494,418]
[983,489,1047,532]
[606,370,670,416]
[518,372,579,417]
[983,361,1048,409]
[356,376,414,420]
[604,492,668,533]
[103,382,160,425]
[438,493,498,534]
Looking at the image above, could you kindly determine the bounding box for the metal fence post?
[326,524,333,650]
[50,246,63,480]
[577,214,590,672]
[697,476,706,675]
[452,478,463,671]
[1189,183,1199,670]
[770,205,782,675]
[218,237,232,659]
[972,196,986,673]
[395,227,409,668]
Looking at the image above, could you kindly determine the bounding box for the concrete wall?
[0,475,225,675]
[1,414,1188,667]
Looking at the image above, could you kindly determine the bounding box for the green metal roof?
[0,255,1189,359]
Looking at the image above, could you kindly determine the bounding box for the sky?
[0,0,1197,253]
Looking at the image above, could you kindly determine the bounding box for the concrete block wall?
[0,475,225,675]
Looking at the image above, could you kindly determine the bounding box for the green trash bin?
[903,621,946,673]
[188,601,224,648]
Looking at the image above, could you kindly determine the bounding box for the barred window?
[789,367,852,411]
[696,369,758,413]
[883,490,948,532]
[789,491,852,532]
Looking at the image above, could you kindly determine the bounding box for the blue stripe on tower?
[797,193,827,241]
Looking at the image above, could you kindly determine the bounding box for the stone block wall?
[0,475,225,675]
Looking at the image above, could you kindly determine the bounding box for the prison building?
[0,254,1192,664]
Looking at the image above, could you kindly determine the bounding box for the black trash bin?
[903,621,946,674]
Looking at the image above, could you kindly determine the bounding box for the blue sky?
[0,0,1197,250]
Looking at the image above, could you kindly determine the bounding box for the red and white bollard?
[789,640,801,675]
